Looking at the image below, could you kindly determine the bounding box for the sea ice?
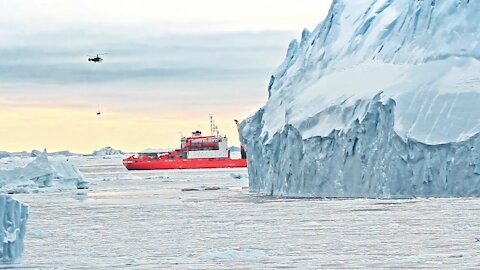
[114,173,142,180]
[200,249,266,260]
[229,173,247,179]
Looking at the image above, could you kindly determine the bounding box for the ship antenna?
[209,114,214,136]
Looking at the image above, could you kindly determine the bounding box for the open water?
[12,156,480,269]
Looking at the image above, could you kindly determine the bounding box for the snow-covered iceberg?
[91,146,125,156]
[0,195,28,264]
[0,152,88,193]
[240,0,480,197]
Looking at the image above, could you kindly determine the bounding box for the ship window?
[169,156,175,160]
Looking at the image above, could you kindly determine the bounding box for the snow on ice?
[91,146,125,156]
[0,151,89,193]
[240,0,480,197]
[0,195,28,264]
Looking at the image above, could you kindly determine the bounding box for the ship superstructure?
[123,117,247,170]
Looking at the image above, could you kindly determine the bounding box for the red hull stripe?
[123,158,247,170]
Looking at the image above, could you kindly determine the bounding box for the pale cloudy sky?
[0,0,332,153]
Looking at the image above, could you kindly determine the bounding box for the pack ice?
[0,195,28,264]
[240,0,480,197]
[0,151,89,193]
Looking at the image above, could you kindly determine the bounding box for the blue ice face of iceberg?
[241,0,480,197]
[0,195,28,264]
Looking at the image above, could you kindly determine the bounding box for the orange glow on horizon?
[0,105,255,153]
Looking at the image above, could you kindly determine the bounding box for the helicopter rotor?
[86,53,108,57]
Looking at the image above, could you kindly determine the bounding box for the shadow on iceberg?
[242,95,480,198]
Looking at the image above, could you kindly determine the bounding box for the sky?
[0,0,332,153]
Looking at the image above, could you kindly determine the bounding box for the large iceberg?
[0,195,28,264]
[240,0,480,197]
[0,152,89,193]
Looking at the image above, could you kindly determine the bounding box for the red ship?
[123,118,247,170]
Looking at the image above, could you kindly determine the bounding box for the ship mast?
[209,114,214,136]
[209,114,220,136]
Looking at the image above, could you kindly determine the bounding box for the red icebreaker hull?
[123,158,247,170]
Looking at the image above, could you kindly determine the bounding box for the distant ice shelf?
[91,146,125,156]
[240,0,480,197]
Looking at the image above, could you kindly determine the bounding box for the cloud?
[0,0,332,33]
[0,0,333,152]
[0,30,300,116]
[0,1,333,106]
[0,31,295,83]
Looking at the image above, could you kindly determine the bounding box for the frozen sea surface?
[7,156,480,269]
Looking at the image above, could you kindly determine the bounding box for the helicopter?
[88,53,107,63]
